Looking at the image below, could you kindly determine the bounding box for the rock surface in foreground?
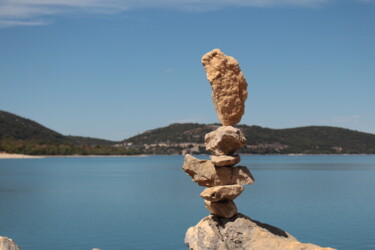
[0,237,21,250]
[185,214,335,250]
[201,49,248,126]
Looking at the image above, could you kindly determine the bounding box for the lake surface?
[1,155,375,250]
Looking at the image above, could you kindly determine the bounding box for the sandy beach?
[0,153,45,159]
[0,153,150,159]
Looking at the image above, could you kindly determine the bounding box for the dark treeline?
[0,138,139,156]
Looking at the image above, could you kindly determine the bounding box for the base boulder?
[185,214,335,250]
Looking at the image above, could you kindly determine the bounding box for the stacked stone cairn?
[183,48,253,219]
[183,49,335,250]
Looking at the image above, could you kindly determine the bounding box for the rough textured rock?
[185,214,335,250]
[205,126,246,156]
[210,154,240,167]
[215,166,254,186]
[183,155,255,187]
[0,237,21,250]
[201,49,248,126]
[183,154,217,187]
[200,185,244,202]
[204,200,238,218]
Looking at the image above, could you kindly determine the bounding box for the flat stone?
[200,185,244,202]
[210,154,240,167]
[0,236,21,250]
[183,155,255,187]
[201,48,248,126]
[183,154,217,187]
[185,213,336,250]
[215,166,255,186]
[205,126,246,156]
[204,200,238,218]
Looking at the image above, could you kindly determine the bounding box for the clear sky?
[0,0,374,141]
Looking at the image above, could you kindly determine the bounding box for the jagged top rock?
[202,49,248,126]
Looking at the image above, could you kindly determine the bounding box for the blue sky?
[0,0,374,140]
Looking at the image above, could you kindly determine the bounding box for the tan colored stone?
[205,126,246,156]
[182,154,217,187]
[185,214,336,250]
[0,237,21,250]
[183,155,254,187]
[201,48,248,126]
[200,185,244,202]
[210,154,240,167]
[204,200,237,218]
[216,166,255,186]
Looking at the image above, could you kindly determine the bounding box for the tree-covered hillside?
[2,110,375,155]
[122,123,375,154]
[0,110,138,155]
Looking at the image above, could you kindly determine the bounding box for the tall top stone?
[201,49,248,126]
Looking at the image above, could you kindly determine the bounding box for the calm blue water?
[0,155,375,250]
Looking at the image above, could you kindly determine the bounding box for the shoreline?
[0,153,149,159]
[0,153,46,159]
[1,152,374,159]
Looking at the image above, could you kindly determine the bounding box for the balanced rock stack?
[183,49,335,250]
[183,48,253,219]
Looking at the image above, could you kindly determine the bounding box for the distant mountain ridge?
[1,110,375,155]
[122,123,375,154]
[0,110,116,145]
[0,110,138,155]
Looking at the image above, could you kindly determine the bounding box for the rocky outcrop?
[185,214,335,250]
[201,49,248,126]
[205,126,246,156]
[0,237,21,250]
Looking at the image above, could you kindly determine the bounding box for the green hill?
[122,123,375,154]
[0,110,137,155]
[0,110,66,143]
[2,110,375,155]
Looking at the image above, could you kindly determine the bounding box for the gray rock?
[0,237,21,250]
[205,126,246,156]
[210,154,240,167]
[185,214,336,250]
[200,185,244,202]
[204,200,238,218]
[183,155,254,187]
